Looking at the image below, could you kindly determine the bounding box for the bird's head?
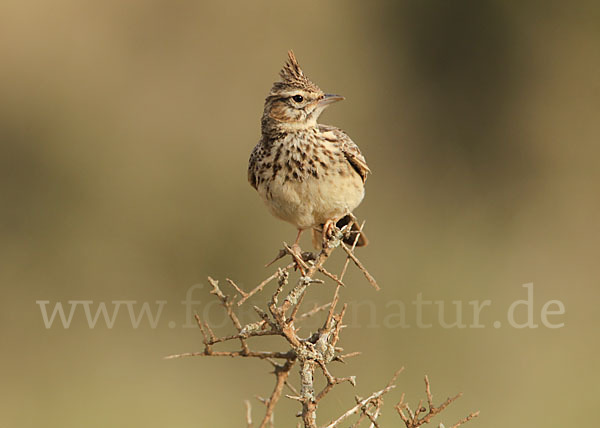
[262,51,344,133]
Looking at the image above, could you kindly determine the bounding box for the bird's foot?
[322,219,343,248]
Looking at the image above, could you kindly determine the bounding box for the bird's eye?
[292,95,304,103]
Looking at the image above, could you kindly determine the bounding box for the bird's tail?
[311,215,369,249]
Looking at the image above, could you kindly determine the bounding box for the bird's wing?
[341,138,371,183]
[319,124,370,183]
[248,143,260,189]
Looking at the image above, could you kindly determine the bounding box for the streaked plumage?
[248,51,370,248]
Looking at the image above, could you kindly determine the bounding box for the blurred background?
[1,0,599,426]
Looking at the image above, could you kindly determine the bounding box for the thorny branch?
[395,376,480,428]
[166,220,478,427]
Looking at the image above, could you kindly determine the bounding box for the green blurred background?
[1,1,599,426]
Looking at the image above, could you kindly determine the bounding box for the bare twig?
[318,266,345,287]
[226,277,248,300]
[339,219,366,281]
[395,376,479,428]
[238,262,295,306]
[164,350,294,360]
[298,302,332,321]
[340,242,380,290]
[450,411,481,428]
[245,400,253,428]
[322,384,396,428]
[167,222,477,428]
[258,359,296,428]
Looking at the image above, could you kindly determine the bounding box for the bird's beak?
[318,94,345,107]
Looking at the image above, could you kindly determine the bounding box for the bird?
[248,50,370,250]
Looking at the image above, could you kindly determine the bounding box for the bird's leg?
[291,229,303,255]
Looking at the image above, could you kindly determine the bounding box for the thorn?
[285,394,305,402]
[265,249,287,268]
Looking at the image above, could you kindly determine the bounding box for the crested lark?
[248,51,370,249]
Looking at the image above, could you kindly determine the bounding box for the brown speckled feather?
[318,124,370,183]
[248,51,370,248]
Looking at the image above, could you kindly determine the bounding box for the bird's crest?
[272,50,322,94]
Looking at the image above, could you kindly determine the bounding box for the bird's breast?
[254,135,365,229]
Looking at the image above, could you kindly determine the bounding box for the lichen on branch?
[166,218,478,427]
